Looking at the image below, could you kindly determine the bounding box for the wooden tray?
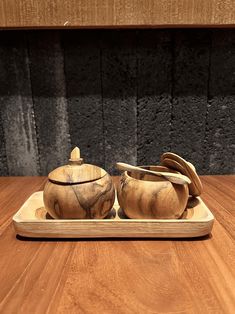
[13,192,214,238]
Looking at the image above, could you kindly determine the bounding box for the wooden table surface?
[0,176,234,313]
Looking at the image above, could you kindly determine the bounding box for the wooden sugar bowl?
[43,147,115,219]
[117,165,189,219]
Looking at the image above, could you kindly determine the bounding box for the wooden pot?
[43,147,115,219]
[117,166,189,219]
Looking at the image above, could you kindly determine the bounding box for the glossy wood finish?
[0,176,235,313]
[44,173,115,219]
[13,191,214,238]
[43,147,115,219]
[161,152,203,196]
[0,1,235,28]
[116,162,191,185]
[117,167,189,219]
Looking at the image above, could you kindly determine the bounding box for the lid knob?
[69,147,84,165]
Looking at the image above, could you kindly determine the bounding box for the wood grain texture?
[116,162,191,185]
[43,173,115,219]
[28,31,71,175]
[0,0,235,28]
[13,191,213,238]
[0,176,235,313]
[117,167,189,219]
[201,177,235,239]
[203,30,235,174]
[171,30,210,173]
[64,31,104,168]
[0,32,39,175]
[161,152,203,196]
[0,177,46,235]
[102,31,137,174]
[137,30,172,165]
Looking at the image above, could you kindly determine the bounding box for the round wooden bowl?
[43,173,115,219]
[43,147,115,219]
[117,166,189,219]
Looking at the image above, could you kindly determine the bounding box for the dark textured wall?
[0,29,234,176]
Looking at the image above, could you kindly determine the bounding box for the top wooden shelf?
[1,0,235,29]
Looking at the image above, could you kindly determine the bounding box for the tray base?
[13,192,214,238]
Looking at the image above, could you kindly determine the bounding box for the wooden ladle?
[116,162,191,185]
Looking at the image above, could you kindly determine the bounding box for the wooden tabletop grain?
[0,176,234,313]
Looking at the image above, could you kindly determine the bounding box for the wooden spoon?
[116,162,191,185]
[160,152,203,196]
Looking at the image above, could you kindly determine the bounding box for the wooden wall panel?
[0,32,39,175]
[0,1,235,28]
[101,31,137,174]
[64,31,104,167]
[28,31,71,175]
[137,30,172,165]
[204,30,235,174]
[171,30,210,173]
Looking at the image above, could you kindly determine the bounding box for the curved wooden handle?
[116,162,191,185]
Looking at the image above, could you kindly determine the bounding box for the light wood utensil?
[116,162,191,185]
[161,152,203,196]
[161,158,186,174]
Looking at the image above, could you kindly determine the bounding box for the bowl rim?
[124,165,178,183]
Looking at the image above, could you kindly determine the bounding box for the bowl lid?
[48,147,107,184]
